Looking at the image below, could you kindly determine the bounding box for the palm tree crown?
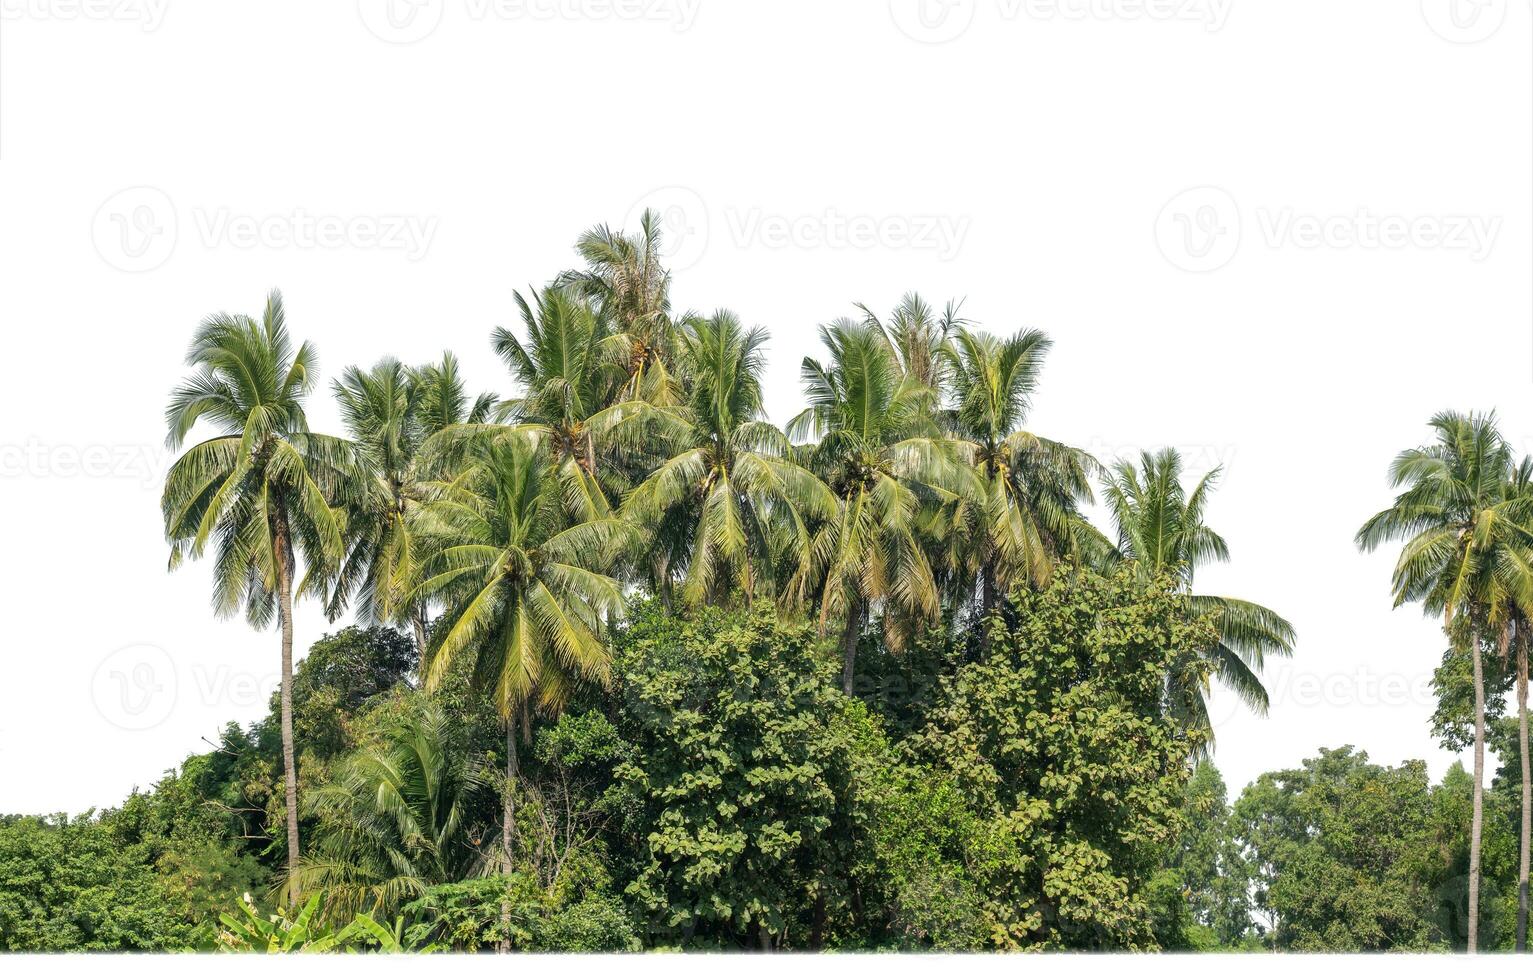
[1104,448,1295,740]
[623,311,836,607]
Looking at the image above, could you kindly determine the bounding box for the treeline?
[0,214,1519,951]
[4,618,1523,951]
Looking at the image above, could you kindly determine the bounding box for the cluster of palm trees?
[160,212,1294,903]
[1358,411,1533,953]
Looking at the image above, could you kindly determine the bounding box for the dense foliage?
[12,216,1531,954]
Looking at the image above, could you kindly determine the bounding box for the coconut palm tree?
[789,319,973,693]
[292,701,490,921]
[1103,449,1295,744]
[1356,410,1533,952]
[408,432,626,948]
[1505,456,1533,951]
[489,286,671,519]
[553,210,679,403]
[622,311,836,608]
[161,290,354,889]
[858,292,967,390]
[329,354,497,653]
[937,326,1104,613]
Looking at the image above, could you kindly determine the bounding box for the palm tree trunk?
[1519,632,1530,951]
[411,606,429,661]
[499,717,520,954]
[273,521,302,898]
[841,597,863,696]
[982,561,998,618]
[1470,626,1486,953]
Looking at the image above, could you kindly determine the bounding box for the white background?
[0,0,1528,815]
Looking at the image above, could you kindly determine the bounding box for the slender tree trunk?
[1519,632,1530,952]
[499,717,520,954]
[981,561,997,618]
[656,554,672,614]
[411,606,429,661]
[841,597,863,696]
[273,521,302,900]
[1470,626,1486,953]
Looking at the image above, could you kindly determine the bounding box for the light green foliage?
[1230,747,1447,950]
[841,722,990,950]
[906,566,1211,949]
[293,698,490,921]
[215,892,434,952]
[1168,763,1250,945]
[3,220,1328,954]
[613,605,856,947]
[0,814,196,950]
[401,874,636,952]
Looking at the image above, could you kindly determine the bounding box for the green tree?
[410,432,625,948]
[0,815,196,950]
[790,319,971,692]
[330,353,497,652]
[1166,762,1249,944]
[1103,448,1295,745]
[553,209,679,402]
[937,325,1102,612]
[161,290,354,887]
[293,700,489,920]
[1356,410,1533,951]
[1229,747,1446,950]
[906,566,1211,949]
[492,286,669,509]
[612,605,859,949]
[623,311,836,608]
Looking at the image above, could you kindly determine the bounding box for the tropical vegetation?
[10,215,1532,953]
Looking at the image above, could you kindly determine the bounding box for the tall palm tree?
[553,210,679,403]
[1103,449,1295,743]
[938,326,1104,613]
[329,354,496,653]
[1505,456,1533,951]
[858,292,966,390]
[490,286,667,518]
[789,319,972,693]
[1356,411,1533,952]
[622,312,836,608]
[161,290,354,889]
[408,432,625,947]
[293,701,489,921]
